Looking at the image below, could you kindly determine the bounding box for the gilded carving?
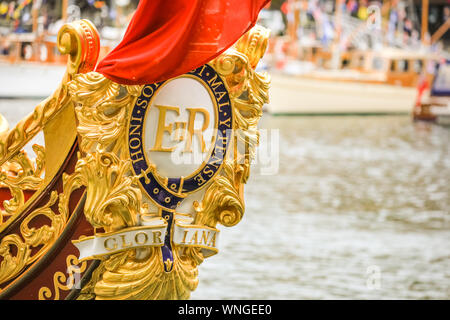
[68,25,270,300]
[0,191,60,285]
[0,145,45,224]
[0,19,270,299]
[38,254,87,300]
[0,19,100,289]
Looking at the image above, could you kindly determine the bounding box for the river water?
[1,99,449,299]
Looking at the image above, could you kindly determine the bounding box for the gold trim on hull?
[0,19,100,292]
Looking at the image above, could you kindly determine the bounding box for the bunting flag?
[95,0,270,85]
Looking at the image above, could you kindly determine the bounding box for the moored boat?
[267,49,440,115]
[414,59,450,125]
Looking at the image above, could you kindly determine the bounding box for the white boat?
[414,59,450,125]
[267,74,417,115]
[266,49,441,115]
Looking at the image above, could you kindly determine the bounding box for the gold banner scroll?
[172,215,219,258]
[61,23,270,300]
[72,218,167,261]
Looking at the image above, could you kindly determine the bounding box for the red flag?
[96,0,270,85]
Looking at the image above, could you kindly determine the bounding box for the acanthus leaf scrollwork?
[0,19,101,290]
[65,25,270,300]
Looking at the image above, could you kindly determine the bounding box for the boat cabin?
[343,49,440,87]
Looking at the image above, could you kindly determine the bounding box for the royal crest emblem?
[0,19,270,300]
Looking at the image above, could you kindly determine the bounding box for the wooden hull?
[0,19,102,300]
[413,97,450,124]
[0,141,98,300]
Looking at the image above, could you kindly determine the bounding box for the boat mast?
[431,18,450,45]
[32,1,38,33]
[421,0,429,45]
[62,0,68,21]
[331,0,344,69]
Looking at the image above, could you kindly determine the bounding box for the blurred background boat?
[0,0,449,112]
[258,0,450,115]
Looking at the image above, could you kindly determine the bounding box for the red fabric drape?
[96,0,270,85]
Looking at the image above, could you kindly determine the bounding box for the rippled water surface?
[1,100,449,299]
[192,115,449,300]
